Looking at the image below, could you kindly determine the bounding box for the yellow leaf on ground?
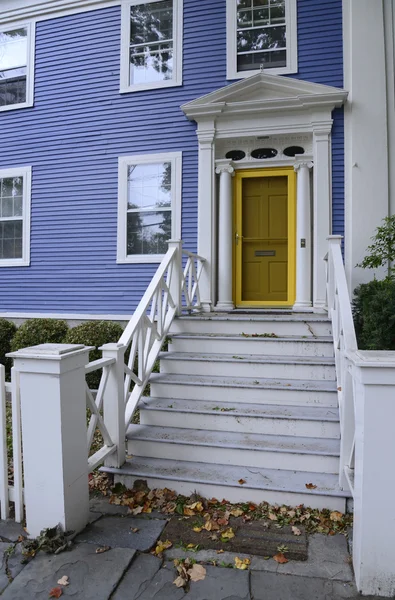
[203,519,220,532]
[221,527,235,540]
[230,509,244,517]
[216,549,224,554]
[188,564,206,582]
[234,557,251,570]
[193,527,202,533]
[330,511,343,522]
[187,501,204,512]
[183,508,196,516]
[273,552,288,564]
[154,540,173,555]
[292,526,302,536]
[187,544,195,549]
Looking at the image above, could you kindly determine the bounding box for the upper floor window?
[117,152,182,263]
[226,0,297,79]
[0,167,31,267]
[120,0,183,93]
[0,23,35,111]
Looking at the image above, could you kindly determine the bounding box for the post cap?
[7,343,94,360]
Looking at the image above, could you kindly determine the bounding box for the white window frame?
[117,151,182,263]
[0,21,35,112]
[120,0,183,93]
[0,166,31,267]
[226,0,297,80]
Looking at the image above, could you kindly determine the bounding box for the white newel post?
[348,350,395,597]
[294,159,313,310]
[8,344,92,538]
[215,159,234,311]
[168,239,183,315]
[101,343,126,468]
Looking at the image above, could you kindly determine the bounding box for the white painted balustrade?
[325,235,395,597]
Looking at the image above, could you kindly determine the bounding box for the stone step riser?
[149,381,338,407]
[170,320,332,337]
[114,473,346,512]
[160,359,336,381]
[127,439,339,474]
[139,408,341,439]
[168,338,334,357]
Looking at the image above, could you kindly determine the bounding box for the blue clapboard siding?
[0,0,344,314]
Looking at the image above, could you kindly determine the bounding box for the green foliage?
[353,278,395,349]
[0,319,17,379]
[11,318,68,352]
[357,215,395,274]
[65,320,124,388]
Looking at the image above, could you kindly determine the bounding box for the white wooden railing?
[120,240,205,428]
[325,236,358,493]
[0,365,23,522]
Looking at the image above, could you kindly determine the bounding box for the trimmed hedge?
[353,278,395,350]
[0,319,17,378]
[65,320,124,389]
[11,318,69,352]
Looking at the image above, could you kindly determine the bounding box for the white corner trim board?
[0,0,120,25]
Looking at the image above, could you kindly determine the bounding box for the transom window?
[0,23,35,110]
[120,0,183,93]
[117,153,182,263]
[226,0,297,79]
[0,167,31,267]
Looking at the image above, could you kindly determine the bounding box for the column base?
[293,302,313,312]
[214,301,235,312]
[312,301,328,314]
[200,301,213,313]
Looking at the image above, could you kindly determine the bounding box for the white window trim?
[226,0,297,80]
[0,166,31,267]
[117,151,182,263]
[0,21,35,112]
[120,0,183,93]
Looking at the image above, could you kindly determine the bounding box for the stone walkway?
[0,498,386,599]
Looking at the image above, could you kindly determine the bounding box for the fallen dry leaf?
[273,552,288,564]
[183,507,196,516]
[221,527,235,540]
[57,576,69,586]
[49,588,63,598]
[203,518,220,532]
[230,508,244,517]
[268,513,278,521]
[238,479,246,485]
[187,501,204,512]
[305,483,317,490]
[216,549,224,554]
[131,527,139,533]
[292,526,302,536]
[154,539,173,555]
[174,575,187,588]
[131,505,143,515]
[95,546,110,554]
[192,526,202,533]
[330,511,343,522]
[234,557,251,570]
[188,563,206,582]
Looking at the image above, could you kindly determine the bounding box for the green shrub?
[65,320,124,389]
[11,318,69,352]
[0,319,17,378]
[353,278,395,350]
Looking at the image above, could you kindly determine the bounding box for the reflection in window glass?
[129,0,174,85]
[0,28,28,107]
[0,176,23,259]
[126,162,172,255]
[236,0,286,71]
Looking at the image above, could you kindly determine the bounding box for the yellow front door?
[234,168,296,307]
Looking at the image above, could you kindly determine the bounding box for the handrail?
[325,235,357,494]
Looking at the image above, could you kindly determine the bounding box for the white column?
[101,343,126,469]
[312,126,332,311]
[197,122,216,312]
[215,159,235,311]
[294,159,313,311]
[8,343,92,538]
[347,350,395,597]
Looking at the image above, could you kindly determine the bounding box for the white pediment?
[182,72,348,120]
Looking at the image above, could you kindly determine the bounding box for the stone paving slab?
[0,542,26,594]
[112,554,162,599]
[131,562,185,600]
[0,543,135,599]
[251,571,381,600]
[165,547,278,573]
[0,520,26,542]
[184,564,250,599]
[90,497,130,516]
[163,517,308,560]
[75,515,167,552]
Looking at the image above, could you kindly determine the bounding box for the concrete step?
[149,373,338,406]
[159,352,336,381]
[103,456,348,511]
[169,314,332,337]
[168,333,334,357]
[127,425,340,474]
[139,397,340,439]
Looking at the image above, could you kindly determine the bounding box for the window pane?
[0,68,26,106]
[237,48,286,71]
[0,219,23,259]
[127,210,172,255]
[237,25,286,53]
[129,0,173,84]
[0,28,27,70]
[128,162,171,210]
[0,177,23,218]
